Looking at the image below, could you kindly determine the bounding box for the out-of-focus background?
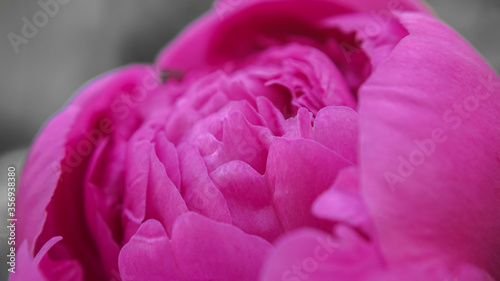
[0,0,498,280]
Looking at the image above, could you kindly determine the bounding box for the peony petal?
[369,262,496,281]
[266,138,352,232]
[83,137,121,277]
[16,107,77,251]
[313,106,359,164]
[27,66,154,281]
[256,43,356,111]
[122,114,188,243]
[321,13,410,69]
[10,238,61,281]
[157,0,430,72]
[359,11,500,278]
[313,166,371,233]
[171,212,272,281]
[210,160,283,242]
[118,219,183,281]
[177,143,232,224]
[154,131,182,190]
[145,145,188,237]
[260,226,383,281]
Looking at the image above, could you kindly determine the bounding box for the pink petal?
[210,160,283,242]
[157,0,431,72]
[313,166,371,233]
[260,226,383,281]
[171,212,272,281]
[83,138,121,276]
[10,238,61,281]
[266,138,352,232]
[122,115,188,243]
[370,262,496,281]
[26,66,154,281]
[177,143,232,223]
[118,219,183,281]
[359,12,500,278]
[145,145,188,237]
[313,106,359,163]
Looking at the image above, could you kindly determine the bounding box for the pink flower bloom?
[14,0,500,280]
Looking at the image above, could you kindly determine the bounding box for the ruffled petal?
[157,0,430,72]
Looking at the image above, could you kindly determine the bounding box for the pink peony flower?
[14,0,500,280]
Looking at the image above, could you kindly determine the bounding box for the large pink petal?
[359,12,500,278]
[171,212,272,281]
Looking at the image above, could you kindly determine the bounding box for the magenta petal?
[16,107,77,251]
[313,166,370,232]
[210,160,283,241]
[18,65,153,281]
[118,219,183,281]
[171,212,272,281]
[83,137,123,276]
[266,138,352,231]
[177,144,232,223]
[11,238,61,281]
[157,0,430,71]
[154,131,182,190]
[121,138,151,244]
[359,12,500,278]
[145,146,188,237]
[313,106,359,163]
[370,262,496,281]
[39,257,84,281]
[260,226,383,281]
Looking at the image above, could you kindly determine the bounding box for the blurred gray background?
[0,0,498,280]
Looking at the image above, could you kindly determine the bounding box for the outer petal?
[157,0,431,72]
[18,65,156,281]
[359,12,500,278]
